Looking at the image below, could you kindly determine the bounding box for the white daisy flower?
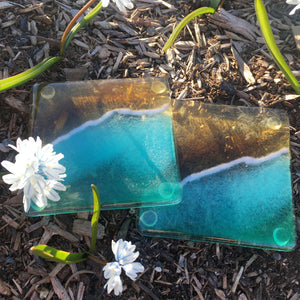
[286,0,300,15]
[103,239,144,296]
[102,0,134,13]
[1,137,66,212]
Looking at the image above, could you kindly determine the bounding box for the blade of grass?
[31,245,87,264]
[89,184,100,254]
[60,0,98,55]
[0,56,62,92]
[62,1,103,54]
[163,7,215,52]
[255,0,300,95]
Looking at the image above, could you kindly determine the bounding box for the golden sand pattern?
[172,101,289,177]
[31,78,170,142]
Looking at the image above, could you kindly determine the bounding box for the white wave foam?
[52,104,169,145]
[181,148,289,186]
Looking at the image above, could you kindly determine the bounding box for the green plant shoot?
[62,1,103,54]
[30,185,101,264]
[30,245,87,264]
[255,0,300,95]
[60,0,98,55]
[163,7,215,52]
[0,1,103,93]
[0,56,62,92]
[90,184,101,254]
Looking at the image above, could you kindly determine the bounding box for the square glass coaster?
[29,78,181,216]
[138,101,296,251]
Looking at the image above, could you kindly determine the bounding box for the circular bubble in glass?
[273,227,290,246]
[41,85,56,100]
[140,210,158,227]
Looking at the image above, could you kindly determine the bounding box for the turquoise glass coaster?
[138,101,296,251]
[29,78,181,216]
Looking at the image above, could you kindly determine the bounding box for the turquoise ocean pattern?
[51,105,181,210]
[139,149,296,250]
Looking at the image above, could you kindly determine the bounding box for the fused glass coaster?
[29,78,181,216]
[138,101,296,251]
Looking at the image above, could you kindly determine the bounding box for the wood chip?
[1,20,16,29]
[192,283,204,300]
[209,8,260,41]
[1,215,19,229]
[72,39,90,50]
[231,266,244,294]
[231,45,255,85]
[76,282,85,300]
[25,216,49,233]
[4,96,28,113]
[174,41,196,50]
[143,51,160,59]
[0,278,11,296]
[13,232,21,251]
[39,223,79,245]
[72,219,104,239]
[244,254,258,272]
[292,26,300,51]
[215,288,226,300]
[0,1,13,10]
[49,264,66,278]
[50,276,71,300]
[113,52,123,73]
[290,293,300,300]
[3,193,23,206]
[18,3,43,13]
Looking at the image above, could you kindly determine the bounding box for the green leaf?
[89,184,100,254]
[31,245,87,264]
[62,1,103,54]
[0,56,62,92]
[210,0,221,9]
[163,7,215,52]
[255,0,300,95]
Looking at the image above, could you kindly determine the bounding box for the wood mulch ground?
[0,0,299,299]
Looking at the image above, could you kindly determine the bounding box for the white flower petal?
[115,1,127,13]
[1,136,67,212]
[2,173,19,185]
[9,181,22,191]
[111,240,118,257]
[23,194,31,213]
[120,0,134,9]
[103,262,122,279]
[1,160,18,174]
[289,3,300,14]
[119,250,139,265]
[31,193,47,208]
[112,239,140,265]
[104,275,123,296]
[102,0,110,7]
[45,188,60,202]
[286,0,300,4]
[49,181,66,191]
[23,181,35,202]
[32,175,46,195]
[122,262,144,280]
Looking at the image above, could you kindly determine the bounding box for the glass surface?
[29,78,181,216]
[138,101,296,251]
